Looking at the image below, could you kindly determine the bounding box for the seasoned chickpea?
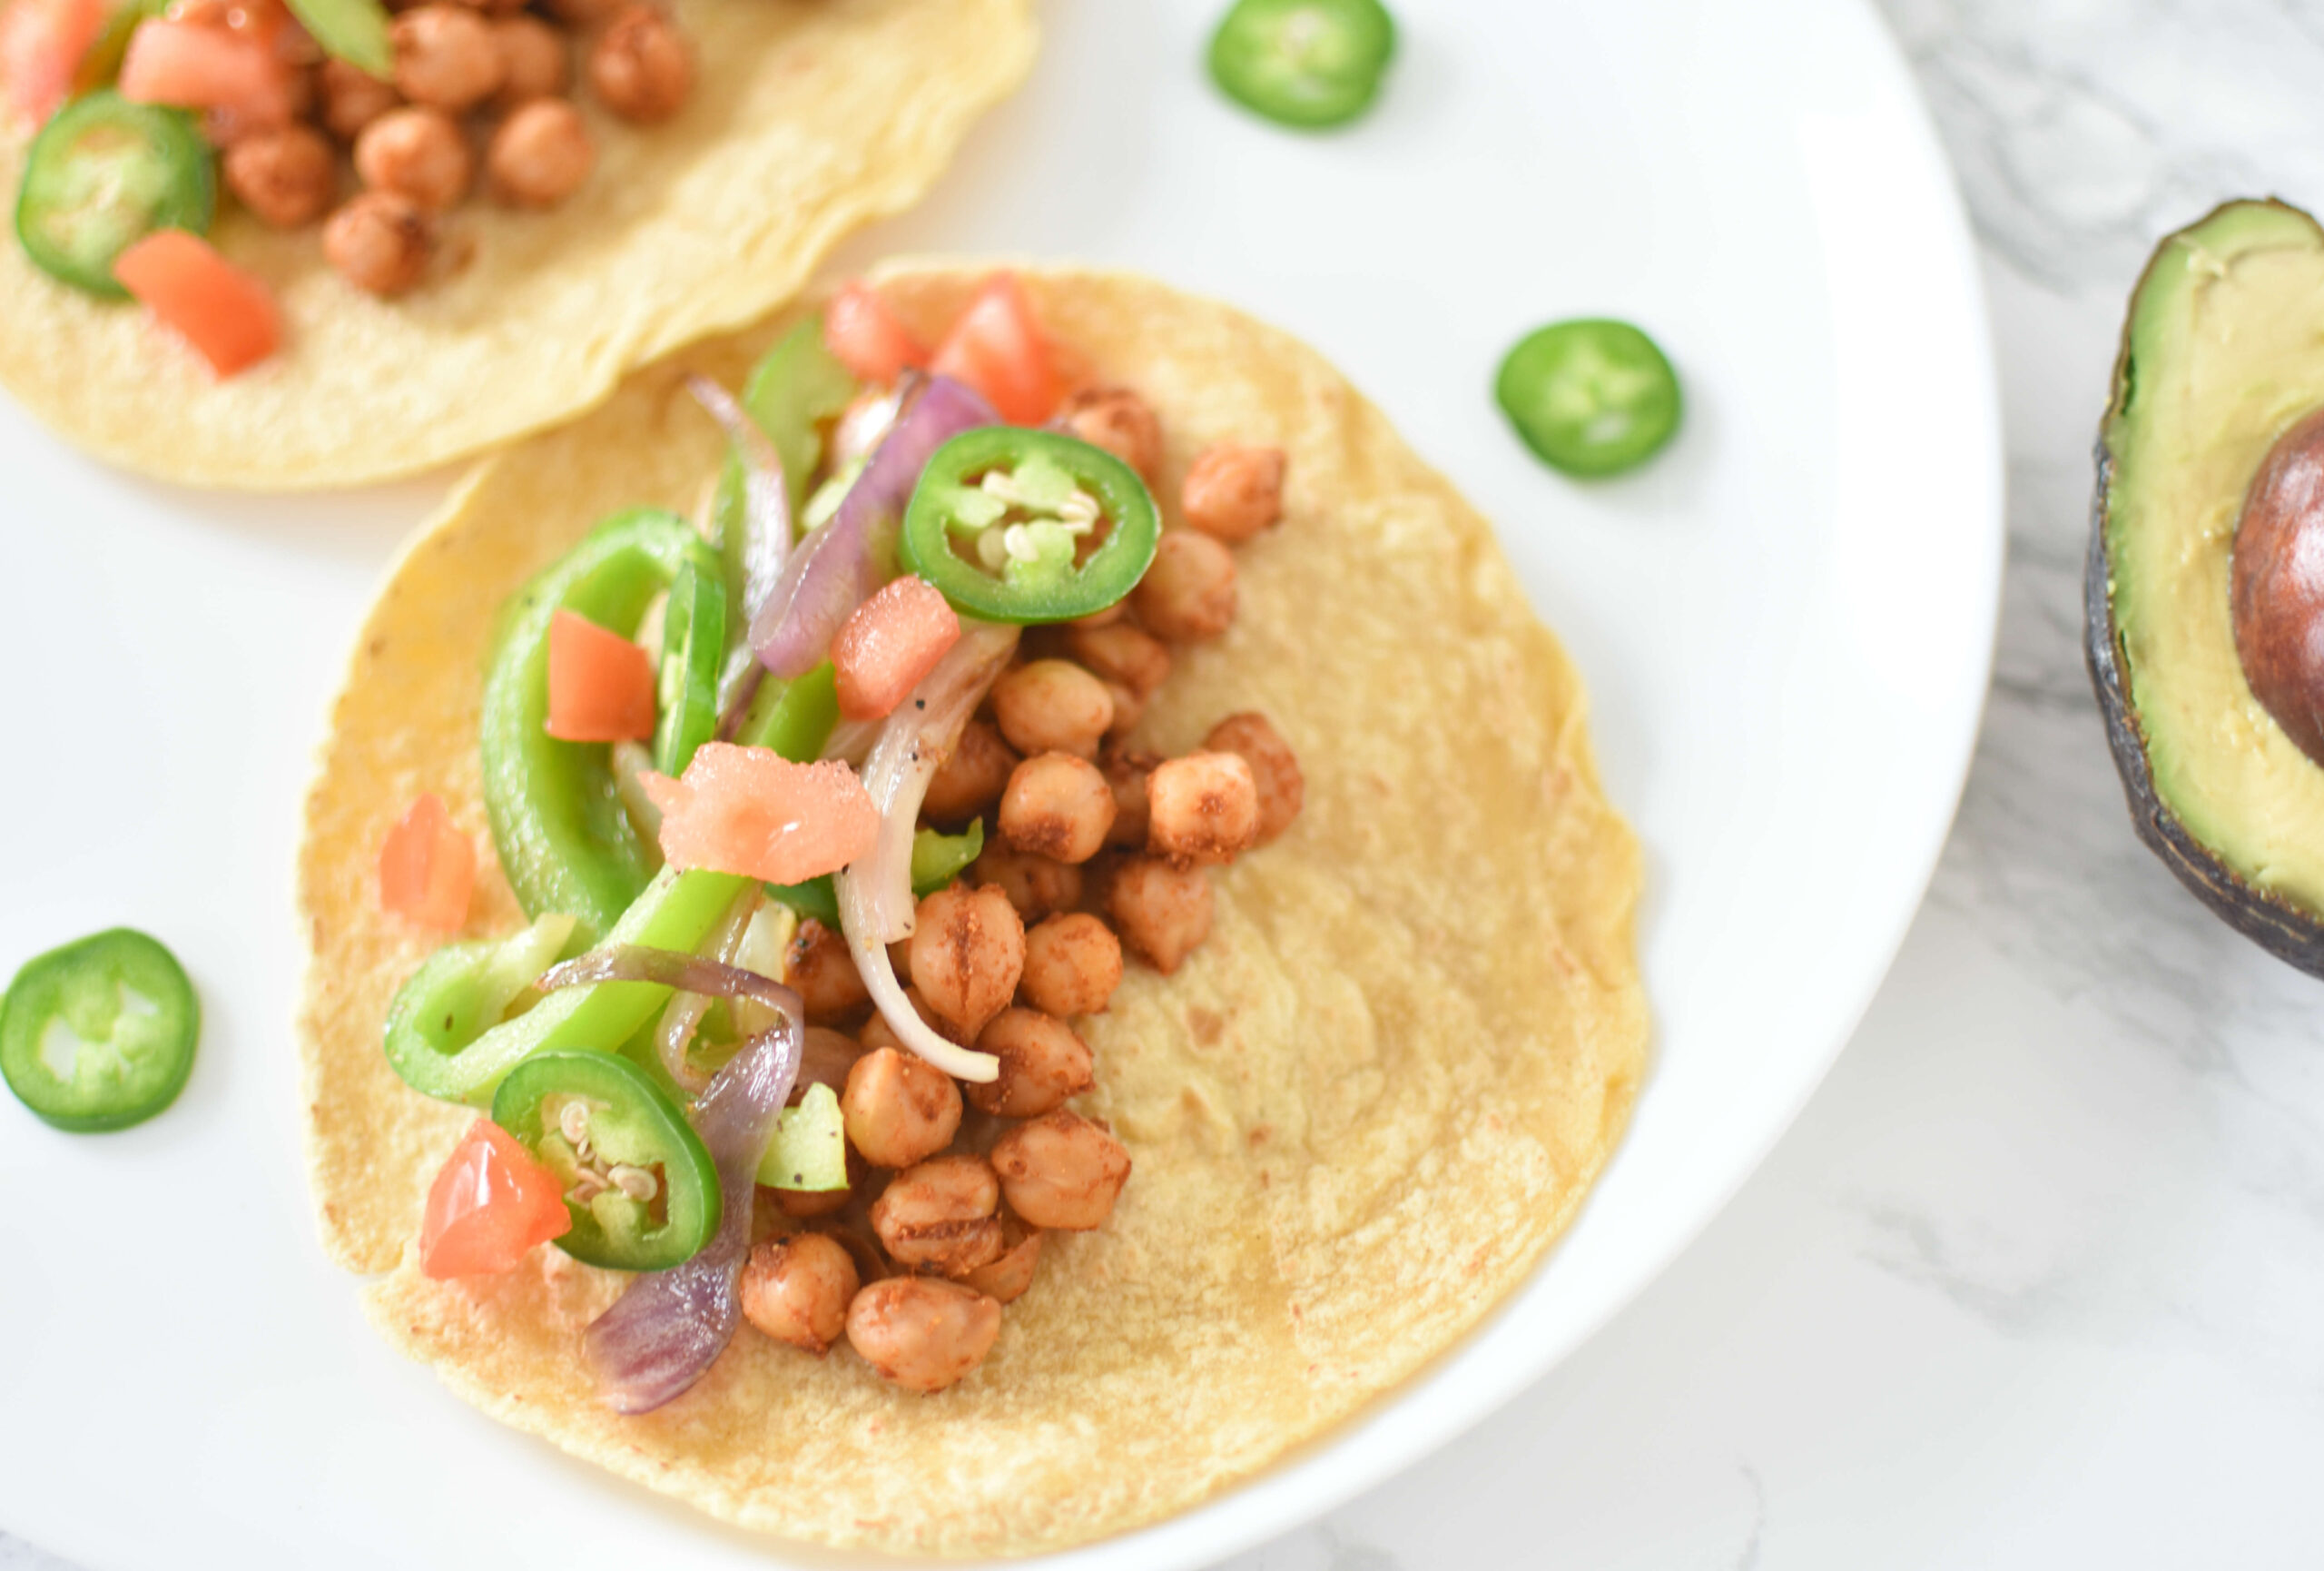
[1058,387,1162,481]
[487,97,593,208]
[967,1008,1095,1118]
[961,1221,1042,1303]
[795,1025,865,1102]
[1147,752,1259,866]
[999,752,1116,865]
[1100,748,1158,848]
[908,884,1025,1040]
[588,3,691,124]
[775,1182,851,1219]
[841,1046,961,1169]
[392,5,504,112]
[319,57,400,140]
[1101,681,1145,738]
[322,191,432,297]
[1108,855,1212,973]
[538,0,617,23]
[845,1277,1001,1393]
[1065,620,1170,701]
[222,124,335,228]
[991,658,1114,759]
[740,1233,858,1353]
[1181,443,1286,543]
[991,1110,1131,1231]
[1019,914,1123,1020]
[491,15,568,105]
[1204,711,1304,845]
[970,844,1082,923]
[923,718,1019,822]
[1132,530,1237,641]
[354,105,471,211]
[786,917,869,1022]
[870,1153,1004,1276]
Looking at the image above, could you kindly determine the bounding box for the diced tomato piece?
[1,0,105,125]
[379,791,477,932]
[642,743,879,884]
[118,16,290,122]
[823,280,929,386]
[930,272,1059,426]
[545,608,656,743]
[420,1119,572,1280]
[112,230,281,377]
[831,575,961,722]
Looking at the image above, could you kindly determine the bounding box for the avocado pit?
[2233,408,2324,767]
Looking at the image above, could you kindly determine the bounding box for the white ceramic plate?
[0,1,1997,1566]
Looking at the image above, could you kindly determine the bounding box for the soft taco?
[0,0,1032,489]
[298,263,1647,1556]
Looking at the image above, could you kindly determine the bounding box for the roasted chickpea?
[845,1277,1001,1393]
[795,1025,865,1102]
[991,659,1114,759]
[991,1110,1131,1231]
[967,1008,1095,1118]
[1147,752,1259,866]
[908,884,1025,1040]
[999,752,1116,865]
[1059,387,1162,481]
[222,124,335,228]
[538,0,616,22]
[1181,443,1286,543]
[1204,711,1303,845]
[740,1233,858,1353]
[1132,530,1237,641]
[1064,620,1170,702]
[354,105,471,210]
[841,1046,961,1169]
[392,5,504,112]
[1100,748,1158,848]
[487,97,593,207]
[1101,681,1146,738]
[786,917,870,1022]
[1019,914,1123,1020]
[319,57,400,141]
[491,14,568,105]
[775,1183,851,1219]
[961,1220,1041,1304]
[322,191,432,297]
[970,844,1083,924]
[1108,855,1212,973]
[588,3,691,124]
[923,718,1019,822]
[870,1154,1004,1276]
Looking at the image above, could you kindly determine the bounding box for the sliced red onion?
[818,715,882,766]
[832,619,1018,1084]
[556,949,805,1415]
[748,374,997,680]
[688,377,793,722]
[652,890,759,1095]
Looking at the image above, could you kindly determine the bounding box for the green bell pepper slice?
[481,509,724,944]
[0,927,197,1132]
[491,1051,721,1270]
[653,559,724,777]
[899,429,1159,625]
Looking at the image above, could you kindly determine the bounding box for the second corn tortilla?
[0,0,1034,490]
[299,265,1648,1556]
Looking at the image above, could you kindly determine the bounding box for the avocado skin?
[2085,196,2324,978]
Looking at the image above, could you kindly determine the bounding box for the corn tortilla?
[0,0,1034,490]
[298,265,1648,1556]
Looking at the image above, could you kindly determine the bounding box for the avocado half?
[2088,197,2324,975]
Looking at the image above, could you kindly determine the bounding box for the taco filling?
[369,272,1305,1405]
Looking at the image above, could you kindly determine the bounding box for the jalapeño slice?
[0,928,198,1132]
[1207,0,1396,131]
[653,560,724,777]
[490,1050,720,1271]
[900,429,1159,625]
[1494,318,1683,478]
[15,91,214,300]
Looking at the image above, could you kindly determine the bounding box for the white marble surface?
[12,3,2324,1567]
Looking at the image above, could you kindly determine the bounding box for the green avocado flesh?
[2104,199,2324,916]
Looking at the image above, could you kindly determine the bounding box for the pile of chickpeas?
[204,0,693,296]
[735,389,1304,1394]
